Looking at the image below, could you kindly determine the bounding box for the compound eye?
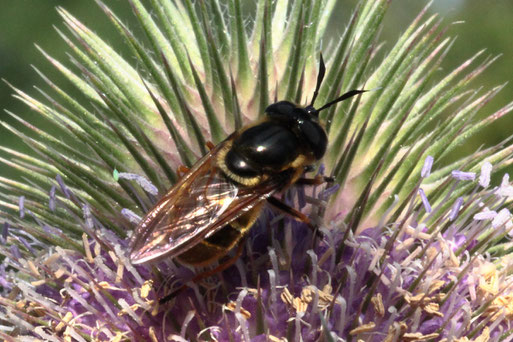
[265,101,296,119]
[300,120,327,160]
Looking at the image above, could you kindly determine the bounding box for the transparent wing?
[129,142,278,264]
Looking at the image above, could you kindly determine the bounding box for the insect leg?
[267,196,313,227]
[206,141,216,151]
[295,175,334,185]
[177,165,191,178]
[266,197,322,239]
[159,239,246,304]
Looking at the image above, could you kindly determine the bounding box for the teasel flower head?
[1,0,513,340]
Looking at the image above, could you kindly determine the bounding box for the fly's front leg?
[266,197,323,239]
[295,175,334,186]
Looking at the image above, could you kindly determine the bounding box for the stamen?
[121,208,142,224]
[307,250,318,287]
[346,266,357,307]
[116,244,144,285]
[118,172,158,196]
[56,174,71,199]
[310,285,319,317]
[349,322,376,335]
[479,162,492,187]
[492,208,511,228]
[94,254,118,285]
[82,204,93,229]
[225,301,251,319]
[92,285,119,321]
[294,311,305,342]
[418,188,432,213]
[10,245,21,260]
[451,170,476,181]
[54,312,73,333]
[180,310,195,339]
[49,185,56,211]
[317,164,325,176]
[268,270,277,304]
[449,197,463,221]
[17,236,36,256]
[474,210,497,221]
[190,283,206,312]
[197,327,222,342]
[421,155,434,178]
[235,288,248,314]
[82,234,93,263]
[18,196,25,218]
[149,327,158,342]
[63,284,100,318]
[498,174,513,197]
[336,295,347,333]
[140,280,153,299]
[235,289,250,342]
[0,222,8,244]
[268,248,280,285]
[114,298,139,323]
[319,184,340,200]
[371,293,385,317]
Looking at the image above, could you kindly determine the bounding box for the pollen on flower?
[404,292,444,317]
[55,312,73,333]
[349,322,376,335]
[224,301,251,319]
[118,303,142,317]
[477,262,500,296]
[301,284,335,310]
[402,332,440,340]
[487,294,513,321]
[371,293,385,317]
[141,279,153,298]
[384,322,408,342]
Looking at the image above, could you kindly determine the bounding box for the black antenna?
[317,89,368,112]
[309,54,326,107]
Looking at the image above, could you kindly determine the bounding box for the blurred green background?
[1,0,512,179]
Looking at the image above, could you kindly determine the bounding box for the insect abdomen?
[176,203,264,266]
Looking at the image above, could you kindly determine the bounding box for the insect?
[130,56,366,269]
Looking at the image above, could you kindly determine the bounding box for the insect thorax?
[218,102,327,187]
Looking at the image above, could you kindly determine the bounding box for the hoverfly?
[130,56,366,269]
